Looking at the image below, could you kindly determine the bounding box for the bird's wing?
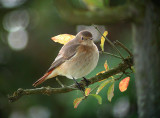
[47,43,80,72]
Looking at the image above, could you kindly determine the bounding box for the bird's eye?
[81,37,84,40]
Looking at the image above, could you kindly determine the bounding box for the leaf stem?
[99,51,123,59]
[93,25,125,60]
[114,40,133,57]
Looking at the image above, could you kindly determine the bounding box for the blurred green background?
[0,0,137,118]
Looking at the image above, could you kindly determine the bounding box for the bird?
[32,30,99,90]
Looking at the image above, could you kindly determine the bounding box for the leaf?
[51,34,75,45]
[96,60,109,75]
[104,60,109,71]
[73,97,85,108]
[100,31,108,51]
[96,79,112,94]
[89,94,102,104]
[119,77,130,92]
[107,82,114,102]
[85,88,91,96]
[131,66,135,73]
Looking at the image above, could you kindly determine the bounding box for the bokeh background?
[0,0,137,118]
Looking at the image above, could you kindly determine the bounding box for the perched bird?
[33,30,99,89]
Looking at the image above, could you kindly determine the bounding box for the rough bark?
[132,1,160,118]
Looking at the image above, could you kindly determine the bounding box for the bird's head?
[76,30,93,45]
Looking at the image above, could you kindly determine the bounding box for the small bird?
[33,30,99,89]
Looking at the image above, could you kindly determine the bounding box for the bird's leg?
[72,77,85,92]
[82,77,90,87]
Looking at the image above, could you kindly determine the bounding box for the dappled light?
[7,29,28,51]
[0,0,26,8]
[113,97,130,118]
[3,9,29,32]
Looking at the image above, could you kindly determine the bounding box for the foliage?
[41,30,132,108]
[100,31,108,52]
[119,77,130,92]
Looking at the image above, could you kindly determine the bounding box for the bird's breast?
[57,44,99,79]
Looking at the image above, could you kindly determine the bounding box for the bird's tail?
[32,69,54,87]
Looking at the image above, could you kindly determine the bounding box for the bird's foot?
[72,77,85,92]
[82,77,90,87]
[75,82,85,92]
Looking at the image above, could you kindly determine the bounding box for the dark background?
[0,0,137,118]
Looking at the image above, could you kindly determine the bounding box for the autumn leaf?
[104,60,109,71]
[119,77,130,92]
[107,82,114,102]
[89,94,102,104]
[100,31,108,51]
[73,97,85,108]
[96,59,109,76]
[51,34,75,45]
[85,88,91,96]
[96,79,112,94]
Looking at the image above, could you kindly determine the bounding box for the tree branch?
[53,0,137,24]
[8,57,133,103]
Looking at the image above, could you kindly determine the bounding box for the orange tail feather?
[32,70,53,87]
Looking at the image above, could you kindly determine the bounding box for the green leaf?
[100,31,108,51]
[131,66,135,73]
[107,82,114,102]
[96,79,112,94]
[89,94,102,104]
[73,96,85,108]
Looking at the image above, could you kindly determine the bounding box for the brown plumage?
[33,30,99,87]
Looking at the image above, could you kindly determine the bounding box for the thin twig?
[99,51,123,59]
[56,78,65,88]
[114,40,133,57]
[90,85,100,94]
[8,57,133,103]
[123,71,131,77]
[93,25,125,60]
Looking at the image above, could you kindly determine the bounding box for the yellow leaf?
[51,34,75,45]
[73,97,85,109]
[107,82,114,102]
[96,71,106,75]
[96,60,109,75]
[85,88,91,96]
[119,77,130,92]
[100,31,108,51]
[96,79,112,94]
